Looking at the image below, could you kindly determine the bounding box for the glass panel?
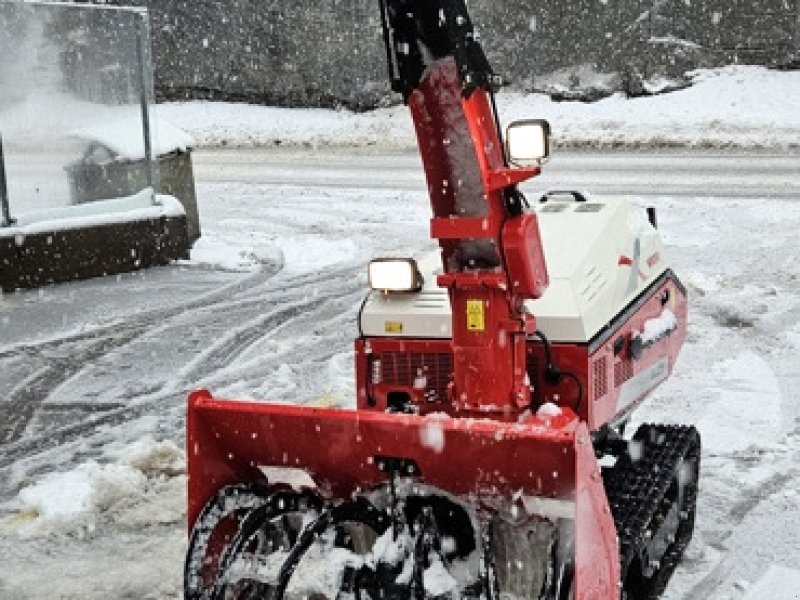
[0,1,158,225]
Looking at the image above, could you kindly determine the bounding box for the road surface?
[0,147,798,599]
[192,147,800,199]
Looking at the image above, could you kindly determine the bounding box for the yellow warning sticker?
[385,321,403,334]
[466,300,485,332]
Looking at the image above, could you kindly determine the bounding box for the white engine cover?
[360,195,669,344]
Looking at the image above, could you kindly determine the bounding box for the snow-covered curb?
[0,191,185,238]
[157,66,800,150]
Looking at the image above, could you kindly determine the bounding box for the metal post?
[134,10,156,204]
[0,135,15,228]
[796,0,800,60]
[646,0,659,81]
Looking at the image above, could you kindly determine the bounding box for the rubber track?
[603,424,701,599]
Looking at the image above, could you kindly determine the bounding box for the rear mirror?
[505,119,551,167]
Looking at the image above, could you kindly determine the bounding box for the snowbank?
[7,437,186,538]
[17,461,146,526]
[157,66,800,150]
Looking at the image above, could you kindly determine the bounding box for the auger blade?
[187,390,619,599]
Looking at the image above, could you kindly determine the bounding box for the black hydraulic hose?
[531,329,555,372]
[356,291,371,338]
[560,370,584,415]
[489,91,506,166]
[530,329,583,414]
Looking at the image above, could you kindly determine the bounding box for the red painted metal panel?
[188,389,581,527]
[502,212,550,299]
[574,425,620,598]
[187,391,618,598]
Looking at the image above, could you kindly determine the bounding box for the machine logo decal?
[619,236,646,294]
[466,300,485,332]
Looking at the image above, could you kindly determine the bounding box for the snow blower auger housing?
[185,1,700,598]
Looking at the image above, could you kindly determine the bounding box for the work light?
[368,258,423,292]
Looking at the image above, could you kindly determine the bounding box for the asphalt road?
[192,147,800,200]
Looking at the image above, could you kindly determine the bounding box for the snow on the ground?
[158,66,800,149]
[9,437,184,536]
[13,38,800,600]
[695,351,785,454]
[1,145,799,596]
[1,435,186,598]
[743,565,800,600]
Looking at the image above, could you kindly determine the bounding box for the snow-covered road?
[1,148,799,598]
[192,147,800,199]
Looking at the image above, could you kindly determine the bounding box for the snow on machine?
[184,1,700,598]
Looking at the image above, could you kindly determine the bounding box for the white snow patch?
[72,116,195,161]
[277,235,360,275]
[190,231,361,276]
[696,352,785,454]
[16,461,146,532]
[743,565,800,600]
[114,436,186,477]
[536,402,563,418]
[0,191,184,236]
[188,234,283,273]
[424,557,458,596]
[369,526,412,567]
[420,416,446,453]
[638,308,678,344]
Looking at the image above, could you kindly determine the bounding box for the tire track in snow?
[0,283,362,476]
[0,264,361,446]
[683,467,799,598]
[197,291,360,397]
[0,261,356,362]
[0,268,275,445]
[0,331,148,444]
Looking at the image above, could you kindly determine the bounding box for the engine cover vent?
[378,351,453,402]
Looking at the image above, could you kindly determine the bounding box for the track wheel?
[622,426,701,600]
[184,483,272,600]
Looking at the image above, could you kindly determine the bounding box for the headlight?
[505,119,550,167]
[368,258,423,292]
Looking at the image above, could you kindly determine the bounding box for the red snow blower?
[184,1,700,598]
